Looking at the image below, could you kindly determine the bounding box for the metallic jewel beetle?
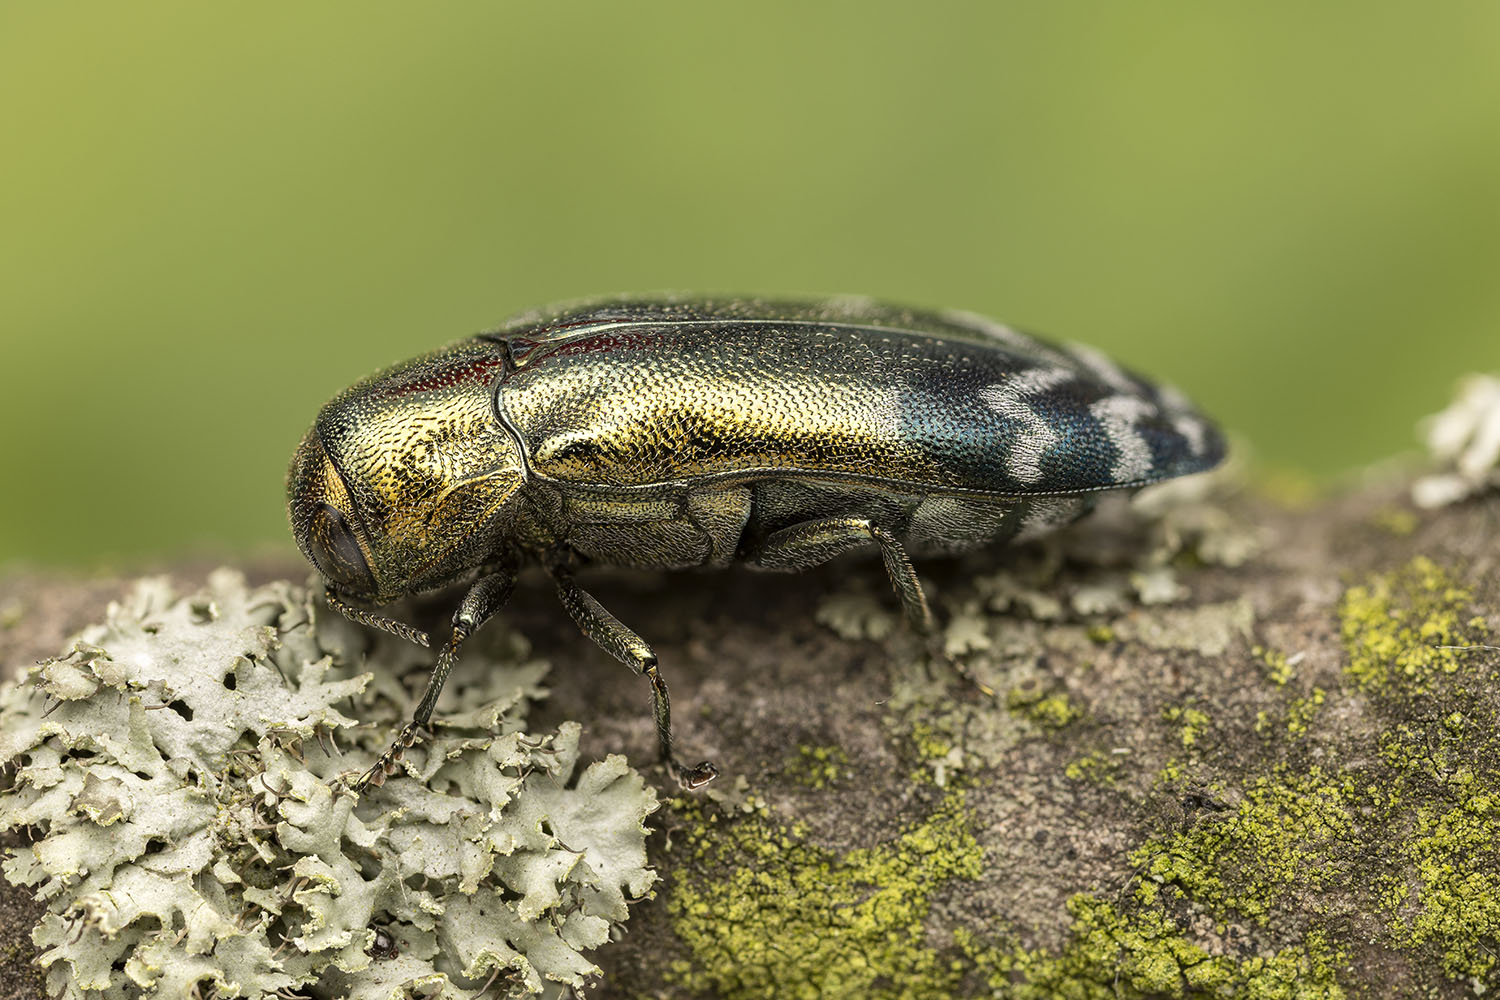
[288,296,1225,787]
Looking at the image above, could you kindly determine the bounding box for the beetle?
[287,296,1225,787]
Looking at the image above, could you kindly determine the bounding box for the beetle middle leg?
[548,561,718,789]
[355,568,517,788]
[747,517,933,632]
[748,517,995,695]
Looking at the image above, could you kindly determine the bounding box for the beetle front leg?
[358,569,517,788]
[549,565,718,789]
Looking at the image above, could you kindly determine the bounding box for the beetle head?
[288,341,523,604]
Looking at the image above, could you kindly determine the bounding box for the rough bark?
[3,476,1499,999]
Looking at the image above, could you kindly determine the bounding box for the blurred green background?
[2,3,1497,566]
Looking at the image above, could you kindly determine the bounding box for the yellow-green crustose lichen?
[1342,559,1499,980]
[1161,703,1211,748]
[1132,767,1354,925]
[1370,506,1419,537]
[1029,557,1495,990]
[1253,644,1297,686]
[782,743,848,789]
[1339,555,1489,696]
[1063,749,1117,784]
[1373,710,1500,980]
[665,555,1499,996]
[960,900,1345,1000]
[1085,622,1116,644]
[1387,795,1500,979]
[664,786,1348,1000]
[665,789,983,1000]
[1006,686,1081,730]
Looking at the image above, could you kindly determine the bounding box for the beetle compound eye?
[308,504,378,596]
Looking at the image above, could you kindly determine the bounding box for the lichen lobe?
[0,571,659,999]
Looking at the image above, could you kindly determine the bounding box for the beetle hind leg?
[748,517,996,695]
[550,565,718,789]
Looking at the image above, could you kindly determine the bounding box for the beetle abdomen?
[490,298,1224,498]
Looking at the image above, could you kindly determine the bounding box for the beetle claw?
[354,755,398,789]
[676,760,719,790]
[926,636,996,698]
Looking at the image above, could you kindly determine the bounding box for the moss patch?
[665,789,983,1000]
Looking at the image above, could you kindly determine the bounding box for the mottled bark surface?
[3,478,1499,998]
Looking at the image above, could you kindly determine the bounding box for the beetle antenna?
[324,588,431,648]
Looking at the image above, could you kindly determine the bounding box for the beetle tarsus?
[345,570,520,788]
[354,721,423,789]
[642,661,719,791]
[948,654,998,699]
[675,760,719,789]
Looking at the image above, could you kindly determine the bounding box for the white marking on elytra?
[1015,496,1084,541]
[1172,415,1208,455]
[1065,342,1139,396]
[978,369,1074,484]
[1090,395,1158,483]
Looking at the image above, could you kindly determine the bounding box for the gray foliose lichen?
[0,571,658,999]
[1412,372,1500,508]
